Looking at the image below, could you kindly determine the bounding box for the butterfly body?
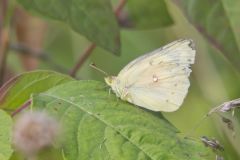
[105,76,130,101]
[105,39,195,112]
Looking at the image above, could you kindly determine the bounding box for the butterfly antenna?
[89,63,109,76]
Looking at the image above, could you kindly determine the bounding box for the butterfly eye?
[104,77,114,85]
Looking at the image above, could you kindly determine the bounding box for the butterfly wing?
[117,39,195,112]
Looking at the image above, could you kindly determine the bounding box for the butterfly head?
[104,76,116,86]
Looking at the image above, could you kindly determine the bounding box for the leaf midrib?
[39,92,153,160]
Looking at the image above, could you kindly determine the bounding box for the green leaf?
[32,80,211,160]
[173,0,240,70]
[221,0,240,48]
[17,0,121,54]
[0,109,13,160]
[126,0,174,29]
[0,70,74,111]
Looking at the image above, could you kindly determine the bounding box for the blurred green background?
[2,0,240,159]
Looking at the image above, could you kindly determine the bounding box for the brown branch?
[69,0,127,77]
[14,8,48,71]
[11,99,31,117]
[0,0,9,85]
[69,44,96,76]
[0,0,6,38]
[115,0,127,17]
[1,0,8,18]
[0,31,8,86]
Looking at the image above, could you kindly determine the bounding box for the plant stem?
[9,43,68,73]
[115,0,127,17]
[11,99,31,117]
[69,0,127,77]
[0,0,7,37]
[69,43,96,77]
[0,31,8,86]
[0,0,8,85]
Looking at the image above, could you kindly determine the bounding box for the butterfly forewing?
[115,39,195,112]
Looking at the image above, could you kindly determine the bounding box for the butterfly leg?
[232,109,235,116]
[108,88,120,104]
[108,88,112,95]
[99,138,106,149]
[122,91,134,103]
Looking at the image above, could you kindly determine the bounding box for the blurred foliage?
[126,0,173,29]
[174,0,240,70]
[16,0,120,54]
[0,110,13,160]
[0,0,240,159]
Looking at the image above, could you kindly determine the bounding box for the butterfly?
[104,39,195,112]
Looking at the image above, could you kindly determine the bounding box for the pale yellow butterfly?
[105,39,196,112]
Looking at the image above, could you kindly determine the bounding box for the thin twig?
[9,43,68,73]
[9,43,48,59]
[69,0,127,77]
[69,44,96,76]
[11,99,31,117]
[115,0,127,17]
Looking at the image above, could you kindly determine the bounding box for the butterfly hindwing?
[117,39,195,111]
